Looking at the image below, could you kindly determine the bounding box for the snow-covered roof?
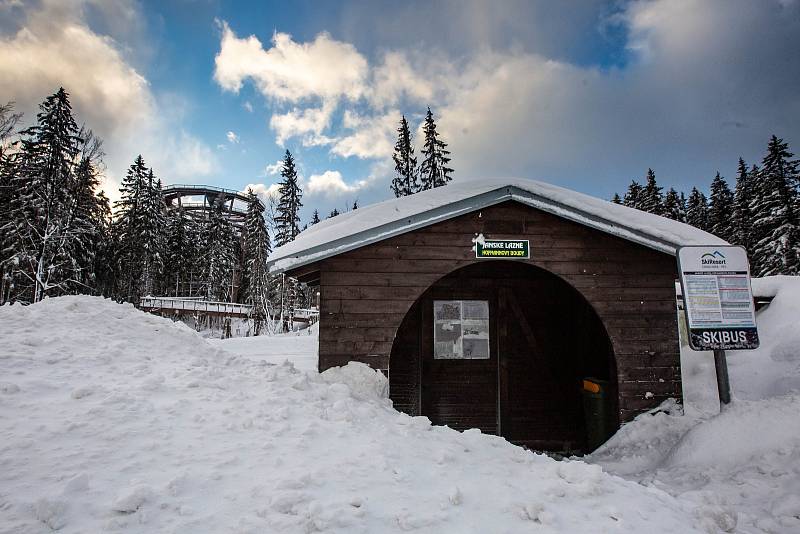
[268,178,726,273]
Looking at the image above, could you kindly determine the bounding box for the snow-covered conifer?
[732,159,755,255]
[663,188,684,222]
[622,180,643,208]
[274,150,302,247]
[750,136,800,276]
[419,108,453,190]
[708,172,735,242]
[638,169,664,215]
[243,189,272,334]
[391,115,419,197]
[1,88,85,303]
[685,187,709,231]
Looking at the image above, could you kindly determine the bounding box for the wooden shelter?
[268,179,726,453]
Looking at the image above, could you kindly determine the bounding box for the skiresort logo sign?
[701,250,727,267]
[677,246,759,351]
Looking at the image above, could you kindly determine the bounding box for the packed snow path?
[0,297,702,533]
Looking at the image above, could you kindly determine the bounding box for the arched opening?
[389,261,617,454]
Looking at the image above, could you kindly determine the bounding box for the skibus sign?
[677,246,759,351]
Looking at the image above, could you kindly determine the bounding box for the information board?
[677,246,759,350]
[433,300,490,359]
[475,239,529,259]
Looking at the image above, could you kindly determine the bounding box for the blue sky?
[1,0,799,223]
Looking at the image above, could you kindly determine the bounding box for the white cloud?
[330,110,397,159]
[306,170,369,199]
[261,159,284,177]
[243,182,281,204]
[0,0,218,204]
[242,100,253,113]
[214,0,800,198]
[269,102,336,146]
[226,130,239,144]
[214,22,368,102]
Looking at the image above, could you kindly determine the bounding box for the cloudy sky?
[1,0,799,220]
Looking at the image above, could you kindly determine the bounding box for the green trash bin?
[582,377,614,451]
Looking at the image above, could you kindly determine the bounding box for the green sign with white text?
[475,239,530,259]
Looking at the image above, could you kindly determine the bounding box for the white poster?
[433,300,490,359]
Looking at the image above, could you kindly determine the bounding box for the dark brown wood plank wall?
[307,200,681,422]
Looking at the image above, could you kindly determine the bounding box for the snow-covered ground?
[1,297,702,533]
[1,277,799,533]
[589,276,800,533]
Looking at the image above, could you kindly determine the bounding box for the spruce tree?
[750,135,800,275]
[622,180,643,208]
[2,88,85,302]
[310,209,321,225]
[328,208,340,218]
[242,189,272,334]
[663,188,684,221]
[391,115,419,197]
[638,168,664,215]
[732,158,755,255]
[419,108,453,190]
[611,193,621,204]
[274,150,302,247]
[685,187,709,231]
[352,200,358,210]
[708,172,735,242]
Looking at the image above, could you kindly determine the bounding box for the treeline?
[613,135,800,276]
[0,88,298,334]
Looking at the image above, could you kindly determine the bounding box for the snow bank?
[0,296,703,533]
[590,276,800,533]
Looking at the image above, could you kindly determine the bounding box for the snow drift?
[590,276,800,533]
[0,296,703,533]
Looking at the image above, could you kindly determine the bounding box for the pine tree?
[1,88,85,303]
[419,108,453,190]
[750,135,800,276]
[638,169,664,215]
[352,200,358,210]
[708,172,735,241]
[310,209,321,225]
[611,193,621,204]
[328,208,340,218]
[685,187,709,231]
[242,189,272,334]
[663,188,684,221]
[732,158,755,255]
[622,180,643,208]
[274,150,302,247]
[391,115,419,197]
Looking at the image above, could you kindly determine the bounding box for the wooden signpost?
[677,246,759,410]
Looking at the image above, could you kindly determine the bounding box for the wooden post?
[713,349,731,410]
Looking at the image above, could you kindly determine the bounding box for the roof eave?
[268,185,683,274]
